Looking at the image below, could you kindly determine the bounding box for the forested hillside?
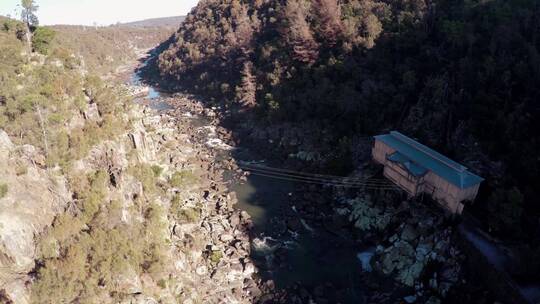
[156,0,540,242]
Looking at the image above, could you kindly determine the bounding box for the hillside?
[51,24,175,74]
[119,16,186,28]
[155,0,540,243]
[0,16,259,304]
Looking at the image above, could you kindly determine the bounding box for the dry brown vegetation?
[52,24,175,73]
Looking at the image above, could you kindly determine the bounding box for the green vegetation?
[176,207,200,223]
[33,225,151,303]
[0,21,129,170]
[33,168,170,302]
[170,194,200,223]
[151,164,164,177]
[0,183,7,199]
[15,162,28,176]
[128,163,160,195]
[0,16,176,302]
[169,170,198,188]
[31,26,56,55]
[21,0,39,29]
[0,7,214,304]
[208,250,222,264]
[1,17,27,40]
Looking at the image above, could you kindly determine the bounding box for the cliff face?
[0,104,259,303]
[0,20,259,303]
[0,131,70,303]
[155,0,540,243]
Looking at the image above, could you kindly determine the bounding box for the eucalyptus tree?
[20,0,39,47]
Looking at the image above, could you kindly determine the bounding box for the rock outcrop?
[0,130,70,302]
[0,96,262,303]
[340,197,464,303]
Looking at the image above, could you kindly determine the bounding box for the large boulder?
[129,120,156,162]
[0,130,13,151]
[83,103,102,122]
[348,197,394,232]
[114,267,142,294]
[0,130,13,160]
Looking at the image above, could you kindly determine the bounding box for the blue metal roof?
[387,151,428,177]
[374,131,484,189]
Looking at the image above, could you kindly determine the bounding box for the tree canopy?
[21,0,39,28]
[156,0,540,243]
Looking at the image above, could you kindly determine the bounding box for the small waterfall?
[252,236,280,255]
[357,247,376,272]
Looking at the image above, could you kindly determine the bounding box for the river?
[130,60,369,303]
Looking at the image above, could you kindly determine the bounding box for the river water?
[130,65,368,303]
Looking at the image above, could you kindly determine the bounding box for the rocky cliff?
[0,130,70,303]
[0,100,263,303]
[0,20,262,303]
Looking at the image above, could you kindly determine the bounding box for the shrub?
[208,250,223,264]
[51,47,79,69]
[15,163,28,176]
[0,183,7,198]
[151,165,163,177]
[32,27,56,55]
[70,170,109,222]
[157,279,167,289]
[1,19,26,41]
[177,208,200,223]
[169,170,198,188]
[128,164,159,195]
[50,213,83,243]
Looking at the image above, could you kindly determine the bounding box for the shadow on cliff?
[133,0,540,302]
[136,50,372,303]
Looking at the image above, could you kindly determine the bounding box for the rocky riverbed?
[127,103,265,303]
[150,93,369,303]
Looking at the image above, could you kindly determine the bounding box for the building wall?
[383,162,418,196]
[373,139,420,195]
[423,172,462,213]
[384,161,420,195]
[423,172,481,214]
[372,140,395,164]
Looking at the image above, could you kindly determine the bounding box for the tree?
[21,0,39,28]
[283,0,319,64]
[236,61,257,108]
[224,3,257,55]
[313,0,343,47]
[31,26,55,54]
[20,0,39,48]
[341,0,385,49]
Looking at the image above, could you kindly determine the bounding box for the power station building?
[372,131,484,214]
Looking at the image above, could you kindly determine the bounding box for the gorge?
[1,0,540,303]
